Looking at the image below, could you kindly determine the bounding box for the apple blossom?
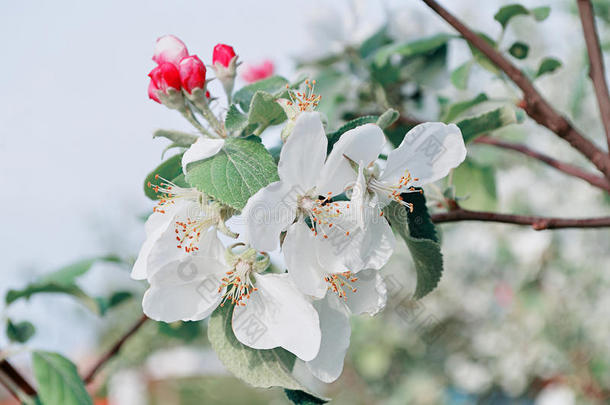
[277,79,321,141]
[241,60,274,83]
[179,55,207,94]
[242,112,395,299]
[131,176,235,281]
[142,242,322,361]
[152,35,188,66]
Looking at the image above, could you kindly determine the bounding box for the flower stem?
[181,107,216,138]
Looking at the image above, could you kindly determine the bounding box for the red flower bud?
[212,44,236,68]
[241,60,274,83]
[179,55,207,94]
[153,35,188,66]
[148,63,181,101]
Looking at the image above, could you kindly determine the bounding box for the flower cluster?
[135,35,467,385]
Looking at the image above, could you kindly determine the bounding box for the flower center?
[369,170,422,212]
[149,175,222,253]
[219,260,257,307]
[324,271,358,300]
[298,194,352,239]
[283,79,321,116]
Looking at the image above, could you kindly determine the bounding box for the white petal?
[278,112,327,190]
[350,163,367,229]
[242,181,298,252]
[131,200,188,280]
[359,206,396,270]
[182,138,225,174]
[142,255,227,322]
[344,270,387,316]
[283,222,328,299]
[317,124,385,196]
[381,122,466,187]
[232,273,321,361]
[306,294,351,383]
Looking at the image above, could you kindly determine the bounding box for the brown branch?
[431,208,610,230]
[577,0,610,152]
[419,0,610,178]
[474,136,610,192]
[82,314,149,385]
[0,357,36,398]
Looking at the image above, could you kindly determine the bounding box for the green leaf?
[326,116,378,153]
[442,93,489,122]
[247,91,288,134]
[40,256,121,286]
[153,129,198,147]
[452,159,497,210]
[376,108,399,129]
[468,33,501,74]
[6,319,35,343]
[6,283,101,313]
[509,41,530,59]
[400,189,438,243]
[373,34,452,67]
[208,304,306,390]
[384,201,443,299]
[158,321,203,341]
[32,351,93,405]
[457,106,519,143]
[233,76,289,111]
[143,153,184,200]
[359,25,392,58]
[225,104,248,134]
[531,6,551,21]
[185,137,279,210]
[494,4,530,28]
[285,389,328,405]
[450,61,473,90]
[536,57,562,78]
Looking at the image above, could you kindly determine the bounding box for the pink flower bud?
[153,35,188,66]
[148,80,161,103]
[241,60,274,83]
[179,55,207,94]
[212,44,236,68]
[148,63,182,101]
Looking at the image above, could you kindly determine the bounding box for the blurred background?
[1,0,609,404]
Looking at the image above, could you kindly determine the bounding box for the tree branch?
[0,357,36,398]
[577,0,610,152]
[419,0,610,178]
[431,208,610,230]
[474,136,610,192]
[82,314,149,385]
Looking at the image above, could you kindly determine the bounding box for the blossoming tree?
[2,1,610,404]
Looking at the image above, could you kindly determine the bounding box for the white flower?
[142,242,322,361]
[304,269,387,383]
[131,178,226,281]
[242,112,394,297]
[343,122,467,229]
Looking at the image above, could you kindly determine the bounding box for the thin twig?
[0,357,36,397]
[474,136,610,192]
[82,314,149,385]
[419,0,610,178]
[577,0,610,152]
[431,208,610,230]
